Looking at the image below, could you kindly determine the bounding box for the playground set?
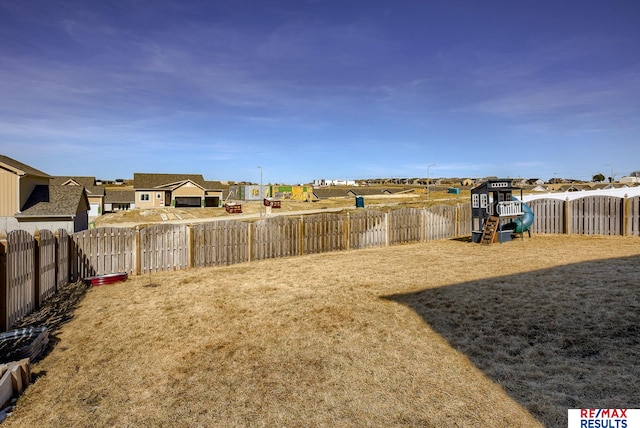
[471,179,534,244]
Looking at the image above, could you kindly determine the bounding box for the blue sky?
[1,1,639,184]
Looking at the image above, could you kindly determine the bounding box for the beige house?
[0,155,90,233]
[133,173,225,209]
[0,155,51,218]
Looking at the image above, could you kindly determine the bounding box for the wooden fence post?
[187,225,194,269]
[133,226,141,276]
[54,230,60,292]
[564,198,571,235]
[623,195,629,236]
[345,212,350,251]
[33,229,41,310]
[298,216,304,256]
[385,213,390,246]
[247,222,253,263]
[0,230,7,332]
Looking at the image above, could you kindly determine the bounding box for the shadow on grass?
[385,255,640,427]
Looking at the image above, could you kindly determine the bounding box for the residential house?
[0,154,89,233]
[133,173,225,208]
[104,189,136,212]
[14,185,90,234]
[531,185,549,192]
[619,176,640,184]
[52,176,105,218]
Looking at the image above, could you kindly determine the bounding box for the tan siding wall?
[136,190,166,208]
[0,168,19,216]
[173,184,204,197]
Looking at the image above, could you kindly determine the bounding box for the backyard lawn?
[4,234,640,427]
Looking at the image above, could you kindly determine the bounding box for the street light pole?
[427,164,436,199]
[258,166,263,217]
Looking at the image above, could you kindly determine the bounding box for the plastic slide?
[513,202,534,233]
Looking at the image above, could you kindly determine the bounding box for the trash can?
[355,196,364,208]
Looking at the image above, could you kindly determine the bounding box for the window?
[140,193,150,201]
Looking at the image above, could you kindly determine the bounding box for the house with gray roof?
[14,185,89,234]
[133,173,225,208]
[0,154,90,233]
[52,176,105,218]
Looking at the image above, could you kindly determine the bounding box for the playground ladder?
[480,216,499,245]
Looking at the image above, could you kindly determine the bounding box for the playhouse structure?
[471,178,534,244]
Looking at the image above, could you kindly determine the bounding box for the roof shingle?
[17,185,88,217]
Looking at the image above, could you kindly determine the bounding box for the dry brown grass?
[5,235,639,427]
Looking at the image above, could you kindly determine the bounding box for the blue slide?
[513,201,534,233]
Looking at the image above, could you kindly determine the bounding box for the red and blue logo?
[568,409,639,428]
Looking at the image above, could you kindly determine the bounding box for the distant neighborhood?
[1,153,639,234]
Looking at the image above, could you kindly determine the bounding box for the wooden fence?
[2,197,640,332]
[0,229,70,331]
[527,195,640,235]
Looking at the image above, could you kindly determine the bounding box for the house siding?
[136,190,168,208]
[0,168,19,216]
[172,183,205,198]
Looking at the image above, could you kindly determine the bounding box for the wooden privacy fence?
[2,197,639,332]
[0,229,70,332]
[527,195,640,235]
[193,220,250,267]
